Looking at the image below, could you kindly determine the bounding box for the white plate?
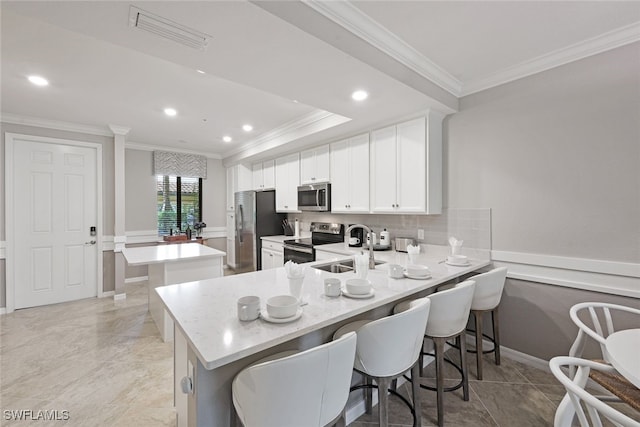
[261,307,303,323]
[341,288,375,299]
[445,261,470,267]
[403,272,432,280]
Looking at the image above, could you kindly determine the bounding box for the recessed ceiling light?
[196,69,205,74]
[164,108,177,117]
[242,124,253,132]
[28,75,49,86]
[223,136,232,143]
[351,90,368,101]
[292,100,299,103]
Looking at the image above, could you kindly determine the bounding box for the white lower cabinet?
[261,239,284,270]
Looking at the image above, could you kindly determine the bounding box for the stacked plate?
[446,255,470,266]
[404,265,431,280]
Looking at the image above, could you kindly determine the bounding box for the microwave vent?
[128,6,211,51]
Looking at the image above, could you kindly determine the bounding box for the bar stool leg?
[434,337,446,427]
[377,377,391,427]
[410,362,422,427]
[364,376,373,414]
[459,332,470,401]
[493,309,501,365]
[474,310,484,380]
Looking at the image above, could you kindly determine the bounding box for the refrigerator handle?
[237,205,244,244]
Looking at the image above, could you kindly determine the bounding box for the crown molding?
[302,0,462,96]
[125,141,222,159]
[461,21,640,96]
[0,113,113,136]
[221,109,350,160]
[108,124,131,136]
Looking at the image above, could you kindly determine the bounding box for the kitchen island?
[122,243,225,342]
[156,249,490,427]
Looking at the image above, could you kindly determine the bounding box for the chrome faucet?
[345,224,375,269]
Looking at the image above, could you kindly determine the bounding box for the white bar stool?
[333,297,431,427]
[468,267,507,380]
[232,331,357,427]
[394,280,476,427]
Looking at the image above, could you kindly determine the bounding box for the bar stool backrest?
[470,267,507,311]
[425,280,476,338]
[232,331,357,427]
[355,297,431,378]
[549,356,640,427]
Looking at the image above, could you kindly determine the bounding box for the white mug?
[349,237,361,245]
[324,278,341,297]
[387,263,404,279]
[237,296,260,321]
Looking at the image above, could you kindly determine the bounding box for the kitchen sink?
[312,258,386,273]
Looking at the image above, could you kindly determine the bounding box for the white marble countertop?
[122,243,226,266]
[261,233,311,243]
[156,252,490,370]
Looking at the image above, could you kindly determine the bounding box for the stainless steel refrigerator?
[234,190,286,273]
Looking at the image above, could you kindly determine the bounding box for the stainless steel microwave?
[297,183,330,211]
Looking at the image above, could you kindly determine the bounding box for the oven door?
[283,244,314,264]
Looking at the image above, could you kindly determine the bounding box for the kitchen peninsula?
[156,248,490,427]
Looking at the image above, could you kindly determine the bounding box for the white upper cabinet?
[252,160,275,190]
[300,144,330,184]
[370,113,443,214]
[226,164,252,211]
[275,153,300,212]
[330,133,370,213]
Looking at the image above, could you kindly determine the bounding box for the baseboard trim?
[0,307,6,315]
[113,293,127,301]
[125,276,148,284]
[101,291,115,298]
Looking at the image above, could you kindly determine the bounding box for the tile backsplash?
[288,208,492,250]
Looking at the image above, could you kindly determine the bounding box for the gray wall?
[0,122,116,306]
[123,150,227,279]
[125,149,157,231]
[446,42,640,359]
[446,42,640,263]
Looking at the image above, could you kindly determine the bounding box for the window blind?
[153,151,207,178]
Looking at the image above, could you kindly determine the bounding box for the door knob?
[85,240,96,245]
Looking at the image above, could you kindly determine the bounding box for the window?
[156,175,202,235]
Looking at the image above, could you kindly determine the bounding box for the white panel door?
[262,160,275,189]
[13,140,98,309]
[370,125,397,213]
[397,118,426,212]
[313,145,331,183]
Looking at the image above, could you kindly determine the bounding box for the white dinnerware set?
[323,277,375,299]
[446,237,470,266]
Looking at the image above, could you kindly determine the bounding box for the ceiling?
[2,1,639,163]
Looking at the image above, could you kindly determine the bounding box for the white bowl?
[406,264,430,277]
[447,255,468,264]
[266,295,299,318]
[345,278,372,295]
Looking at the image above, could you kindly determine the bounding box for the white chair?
[394,280,476,427]
[468,267,507,380]
[232,331,357,427]
[549,356,640,427]
[568,302,640,411]
[333,297,431,427]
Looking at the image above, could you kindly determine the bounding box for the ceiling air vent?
[128,6,211,51]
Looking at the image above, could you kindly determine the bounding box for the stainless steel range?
[283,222,344,264]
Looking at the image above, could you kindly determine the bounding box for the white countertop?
[261,233,310,244]
[156,252,490,370]
[122,243,226,266]
[315,242,490,265]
